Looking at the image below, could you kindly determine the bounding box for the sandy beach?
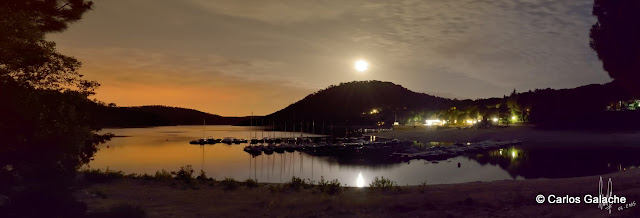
[79,168,640,217]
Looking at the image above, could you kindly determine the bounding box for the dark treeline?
[94,105,249,127]
[444,81,639,129]
[248,80,640,134]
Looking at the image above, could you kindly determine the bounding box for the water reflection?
[91,126,640,186]
[465,145,639,179]
[356,172,365,187]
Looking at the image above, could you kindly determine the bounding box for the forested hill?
[94,81,637,129]
[94,105,248,128]
[265,81,455,125]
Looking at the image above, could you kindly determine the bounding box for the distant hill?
[265,81,454,126]
[260,80,637,131]
[94,80,638,131]
[94,105,248,128]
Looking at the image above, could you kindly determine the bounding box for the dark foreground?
[78,169,640,217]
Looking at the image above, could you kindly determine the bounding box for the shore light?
[492,118,498,122]
[511,116,517,121]
[425,119,441,126]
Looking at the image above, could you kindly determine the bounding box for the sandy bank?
[79,169,640,217]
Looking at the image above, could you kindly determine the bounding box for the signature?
[598,176,613,214]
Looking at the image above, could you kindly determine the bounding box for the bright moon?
[354,60,369,72]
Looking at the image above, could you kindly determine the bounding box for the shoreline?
[78,126,640,216]
[78,168,640,217]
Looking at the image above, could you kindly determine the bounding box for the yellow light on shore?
[425,119,441,126]
[511,116,517,121]
[492,118,498,122]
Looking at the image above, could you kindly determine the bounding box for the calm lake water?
[89,126,640,186]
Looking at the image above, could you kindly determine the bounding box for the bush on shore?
[171,165,194,184]
[221,178,240,191]
[317,176,342,195]
[285,177,314,191]
[369,176,397,191]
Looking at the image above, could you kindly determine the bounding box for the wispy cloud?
[50,0,612,115]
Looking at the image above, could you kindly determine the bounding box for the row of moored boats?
[189,137,248,145]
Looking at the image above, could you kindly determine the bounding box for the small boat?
[189,138,207,145]
[221,137,235,144]
[206,137,217,144]
[243,145,263,155]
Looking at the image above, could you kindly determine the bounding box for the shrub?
[369,176,396,191]
[83,168,125,183]
[221,177,240,191]
[419,180,428,193]
[317,176,341,195]
[244,178,260,188]
[286,177,313,191]
[140,173,154,180]
[125,173,138,179]
[196,170,209,182]
[171,165,194,184]
[154,169,173,180]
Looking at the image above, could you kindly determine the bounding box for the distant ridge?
[95,105,248,128]
[95,80,637,130]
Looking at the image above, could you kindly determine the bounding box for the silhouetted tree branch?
[590,0,640,95]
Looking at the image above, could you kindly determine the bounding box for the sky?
[49,0,612,116]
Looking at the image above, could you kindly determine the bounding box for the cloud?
[185,0,363,24]
[49,0,613,115]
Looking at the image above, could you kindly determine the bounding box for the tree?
[590,0,640,95]
[0,0,97,93]
[498,104,511,126]
[0,1,112,217]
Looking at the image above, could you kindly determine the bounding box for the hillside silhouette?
[265,81,454,125]
[94,105,248,127]
[93,80,639,131]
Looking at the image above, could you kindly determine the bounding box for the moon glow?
[354,59,369,72]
